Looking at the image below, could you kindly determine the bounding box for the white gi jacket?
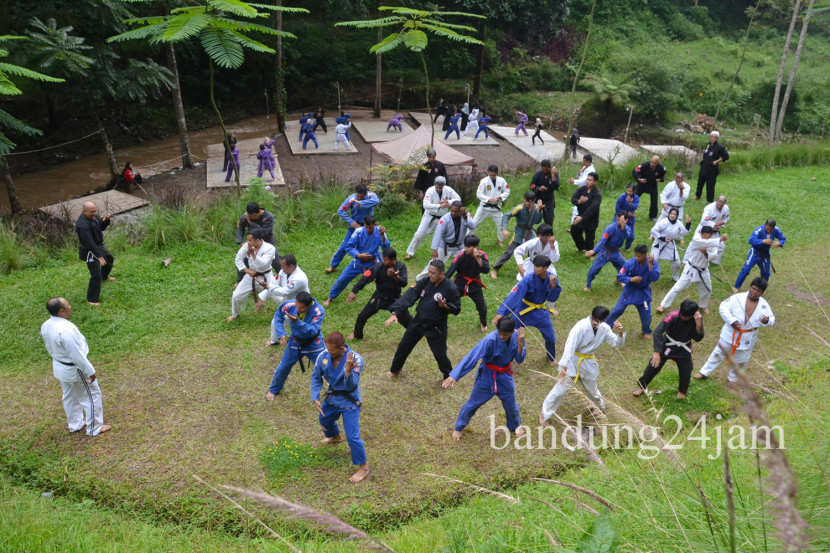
[431,212,476,253]
[682,234,721,280]
[559,316,625,380]
[236,241,276,274]
[260,266,309,303]
[716,292,775,353]
[660,181,690,218]
[697,202,730,234]
[40,317,96,382]
[573,164,596,186]
[650,218,691,262]
[513,237,560,280]
[476,175,510,209]
[422,185,461,218]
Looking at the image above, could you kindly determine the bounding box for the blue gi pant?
[444,125,460,139]
[269,346,325,395]
[303,133,318,149]
[319,401,367,465]
[606,297,652,334]
[586,250,626,288]
[329,227,357,268]
[298,126,306,141]
[328,261,366,300]
[624,220,635,250]
[455,368,521,431]
[734,251,771,289]
[475,126,489,139]
[513,309,557,361]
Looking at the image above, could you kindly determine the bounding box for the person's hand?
[279,335,288,347]
[628,211,635,218]
[573,216,583,226]
[473,249,482,261]
[721,234,729,242]
[286,312,298,322]
[539,185,547,192]
[487,197,498,204]
[344,351,356,376]
[665,237,673,243]
[685,213,692,224]
[567,178,575,185]
[442,376,456,388]
[630,276,643,283]
[613,321,623,333]
[460,207,468,216]
[378,225,387,235]
[502,229,510,240]
[627,197,633,205]
[518,266,526,277]
[551,166,558,174]
[439,199,450,209]
[245,268,256,277]
[760,315,770,324]
[313,400,324,416]
[585,250,595,257]
[357,253,372,261]
[650,352,661,368]
[351,221,360,229]
[346,292,357,304]
[89,373,97,383]
[694,311,703,329]
[713,159,719,165]
[638,178,647,184]
[431,249,438,259]
[557,367,567,380]
[578,195,588,205]
[492,314,503,326]
[384,313,398,327]
[549,274,558,287]
[715,221,724,229]
[763,238,773,245]
[98,256,107,266]
[517,326,525,341]
[731,321,741,330]
[647,254,654,269]
[104,214,112,222]
[437,296,449,310]
[662,204,668,213]
[772,241,782,248]
[536,199,544,212]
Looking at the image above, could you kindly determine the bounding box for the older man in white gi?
[405,176,461,260]
[697,195,730,264]
[472,165,510,247]
[659,172,691,221]
[229,228,277,321]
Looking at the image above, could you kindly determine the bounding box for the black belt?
[655,238,677,261]
[324,388,361,406]
[687,263,710,292]
[296,338,318,373]
[480,203,501,210]
[55,359,76,366]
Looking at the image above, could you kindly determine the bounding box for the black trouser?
[353,293,410,339]
[571,220,598,251]
[570,143,577,158]
[85,249,114,303]
[389,320,452,377]
[314,119,327,133]
[466,289,487,326]
[223,150,230,171]
[637,355,693,394]
[493,242,520,271]
[539,200,554,226]
[696,171,717,202]
[636,181,659,220]
[532,128,543,144]
[461,112,469,131]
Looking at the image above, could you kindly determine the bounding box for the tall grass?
[0,224,25,274]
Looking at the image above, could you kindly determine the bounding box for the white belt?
[664,333,691,353]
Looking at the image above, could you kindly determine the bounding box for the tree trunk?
[374,27,382,118]
[563,0,597,158]
[769,0,801,144]
[713,1,760,128]
[210,60,240,195]
[420,53,434,147]
[775,0,815,141]
[1,156,23,215]
[165,42,194,169]
[89,107,119,190]
[274,0,285,134]
[472,20,486,104]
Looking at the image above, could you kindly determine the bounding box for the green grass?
[1,160,830,550]
[261,436,339,485]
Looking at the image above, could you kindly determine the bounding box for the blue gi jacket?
[748,224,786,257]
[449,330,526,382]
[346,226,391,270]
[448,113,461,125]
[336,113,351,124]
[274,299,325,349]
[310,346,363,409]
[302,121,316,135]
[616,257,660,305]
[478,116,491,127]
[497,271,562,317]
[594,222,632,252]
[614,193,640,221]
[338,192,379,226]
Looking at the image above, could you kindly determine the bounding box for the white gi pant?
[699,340,752,383]
[407,212,442,256]
[60,376,104,436]
[542,376,605,421]
[464,119,479,136]
[660,266,712,309]
[232,273,277,317]
[416,247,461,280]
[472,205,504,242]
[334,134,351,150]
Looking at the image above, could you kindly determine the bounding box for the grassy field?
[1,159,829,551]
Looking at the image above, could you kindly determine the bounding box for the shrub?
[0,225,25,274]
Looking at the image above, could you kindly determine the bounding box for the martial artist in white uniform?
[697,196,730,264]
[417,202,476,280]
[405,176,461,258]
[696,279,774,384]
[658,226,727,313]
[472,166,510,244]
[230,229,277,320]
[540,307,626,422]
[40,297,109,436]
[334,122,351,150]
[568,155,596,187]
[513,231,560,281]
[464,108,480,136]
[659,173,691,221]
[650,208,691,280]
[258,255,309,307]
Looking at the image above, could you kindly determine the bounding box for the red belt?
[484,362,513,393]
[460,275,486,296]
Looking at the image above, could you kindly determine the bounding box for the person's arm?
[76,221,104,258]
[423,189,441,213]
[338,197,356,226]
[499,180,511,202]
[762,305,775,327]
[64,328,96,378]
[650,220,664,241]
[775,228,786,247]
[581,191,602,221]
[748,227,766,248]
[593,226,610,252]
[616,260,632,285]
[604,324,626,349]
[529,172,542,193]
[513,240,530,265]
[437,162,448,179]
[632,164,642,181]
[351,264,377,294]
[390,278,426,315]
[647,256,660,283]
[235,215,246,244]
[475,179,489,204]
[446,186,461,204]
[258,213,275,239]
[631,194,640,211]
[718,144,729,164]
[545,276,562,303]
[497,277,527,317]
[719,296,739,327]
[571,187,582,207]
[273,305,289,341]
[444,283,462,316]
[479,251,490,273]
[501,205,521,230]
[447,339,487,382]
[343,351,363,392]
[234,244,247,271]
[431,220,447,251]
[414,169,428,192]
[250,245,275,273]
[310,354,325,403]
[445,253,460,280]
[395,262,408,288]
[660,184,671,206]
[652,319,667,352]
[514,330,527,364]
[464,212,477,231]
[293,305,325,339]
[692,315,705,342]
[345,229,362,259]
[558,326,578,371]
[362,192,380,210]
[552,171,560,191]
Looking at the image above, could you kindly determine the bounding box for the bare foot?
[548,359,557,367]
[88,302,100,306]
[584,287,591,292]
[538,412,550,427]
[404,254,413,260]
[701,307,710,314]
[514,426,526,438]
[656,306,665,313]
[265,338,274,347]
[490,270,498,280]
[322,435,344,444]
[227,315,236,322]
[732,287,739,293]
[266,392,277,401]
[387,371,398,380]
[322,298,332,307]
[107,277,116,282]
[633,388,645,397]
[324,266,335,273]
[480,324,487,333]
[693,373,706,380]
[255,300,265,313]
[676,392,686,399]
[451,430,463,442]
[96,424,113,435]
[726,381,738,388]
[349,464,370,483]
[348,332,355,340]
[641,333,652,341]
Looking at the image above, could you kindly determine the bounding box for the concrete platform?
[640,144,698,163]
[488,125,564,162]
[577,137,640,165]
[206,137,285,189]
[409,112,499,146]
[40,190,149,221]
[284,119,358,155]
[352,118,415,143]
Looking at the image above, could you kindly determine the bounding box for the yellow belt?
[573,352,596,383]
[519,298,556,316]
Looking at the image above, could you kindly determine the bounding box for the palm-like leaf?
[369,32,403,54]
[0,62,65,83]
[163,13,212,41]
[248,3,309,13]
[417,24,482,44]
[200,29,245,68]
[377,6,430,17]
[207,0,258,18]
[403,29,428,52]
[335,16,405,29]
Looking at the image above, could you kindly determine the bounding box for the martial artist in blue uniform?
[475,115,491,139]
[325,216,390,304]
[444,112,461,139]
[584,212,633,291]
[494,255,562,364]
[266,291,325,399]
[442,317,527,441]
[310,331,369,482]
[614,183,640,251]
[298,112,310,141]
[301,119,318,149]
[326,184,380,272]
[606,244,661,336]
[733,219,786,292]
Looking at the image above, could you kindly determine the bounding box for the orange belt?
[729,327,757,357]
[484,362,513,393]
[460,275,486,296]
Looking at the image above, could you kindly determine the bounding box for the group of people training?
[434,100,493,140]
[297,109,355,151]
[221,132,280,183]
[42,130,782,484]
